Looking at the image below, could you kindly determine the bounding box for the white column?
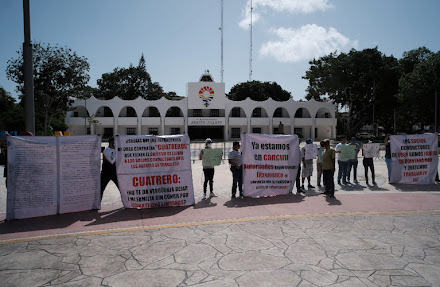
[269,116,273,134]
[113,117,118,136]
[291,118,295,135]
[224,116,229,141]
[247,117,251,134]
[161,116,165,135]
[137,116,142,135]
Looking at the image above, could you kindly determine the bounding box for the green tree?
[0,87,24,132]
[303,47,399,136]
[398,48,440,132]
[96,54,176,100]
[6,42,90,135]
[227,81,291,101]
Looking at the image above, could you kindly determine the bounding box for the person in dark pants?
[0,132,10,187]
[362,142,376,185]
[321,139,336,197]
[199,138,217,199]
[228,141,243,198]
[436,133,440,182]
[101,137,119,200]
[296,142,305,194]
[384,134,392,182]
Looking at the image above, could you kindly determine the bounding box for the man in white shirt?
[335,137,348,184]
[228,141,243,198]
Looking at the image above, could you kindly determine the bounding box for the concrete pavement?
[0,157,440,286]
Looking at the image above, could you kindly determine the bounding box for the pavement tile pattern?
[0,212,439,286]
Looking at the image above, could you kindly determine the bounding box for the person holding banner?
[301,138,316,189]
[321,139,336,197]
[347,137,360,183]
[0,132,10,187]
[436,133,440,182]
[101,137,119,199]
[228,141,243,198]
[199,138,217,200]
[295,141,305,194]
[316,141,325,187]
[384,134,392,181]
[335,137,348,184]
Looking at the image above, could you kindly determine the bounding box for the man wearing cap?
[199,138,216,199]
[228,141,243,198]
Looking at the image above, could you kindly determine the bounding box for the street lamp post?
[23,0,35,134]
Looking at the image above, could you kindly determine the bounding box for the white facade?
[66,73,337,141]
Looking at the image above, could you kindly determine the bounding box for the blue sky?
[1,0,440,101]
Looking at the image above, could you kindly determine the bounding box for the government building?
[66,72,337,141]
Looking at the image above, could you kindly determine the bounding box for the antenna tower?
[220,0,224,83]
[249,0,253,81]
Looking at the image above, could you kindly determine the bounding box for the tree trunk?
[44,109,48,136]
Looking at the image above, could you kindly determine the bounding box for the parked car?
[357,132,373,139]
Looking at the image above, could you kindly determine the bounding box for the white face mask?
[207,143,212,148]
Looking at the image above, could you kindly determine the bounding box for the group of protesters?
[85,133,439,201]
[199,137,372,200]
[3,133,439,203]
[219,137,381,199]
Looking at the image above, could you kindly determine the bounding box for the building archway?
[294,108,311,118]
[315,108,332,118]
[119,106,137,117]
[95,106,114,117]
[142,106,161,117]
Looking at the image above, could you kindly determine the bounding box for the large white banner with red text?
[7,136,101,220]
[390,134,438,184]
[242,134,299,197]
[115,135,194,208]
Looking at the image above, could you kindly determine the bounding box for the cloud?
[238,0,332,29]
[259,24,358,62]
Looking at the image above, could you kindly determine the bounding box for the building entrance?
[188,126,224,141]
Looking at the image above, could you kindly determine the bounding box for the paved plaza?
[0,153,440,286]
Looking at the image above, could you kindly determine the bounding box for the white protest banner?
[242,133,299,197]
[202,148,223,166]
[115,135,194,208]
[7,136,101,220]
[362,143,380,158]
[341,145,357,160]
[303,143,318,160]
[390,134,438,184]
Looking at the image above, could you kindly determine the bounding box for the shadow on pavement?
[194,198,218,209]
[223,193,305,208]
[0,205,192,234]
[391,182,440,192]
[85,205,191,227]
[325,195,342,205]
[0,210,96,235]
